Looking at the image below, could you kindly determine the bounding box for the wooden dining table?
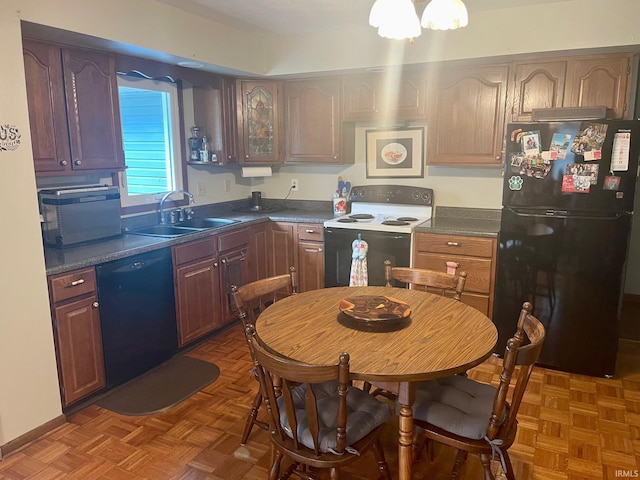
[255,286,498,480]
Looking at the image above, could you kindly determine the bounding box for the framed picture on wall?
[365,127,425,178]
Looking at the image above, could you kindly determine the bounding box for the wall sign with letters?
[0,124,21,151]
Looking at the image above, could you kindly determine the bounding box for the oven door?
[324,227,411,287]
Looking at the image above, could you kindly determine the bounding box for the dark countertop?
[415,206,501,238]
[44,205,501,275]
[45,208,334,275]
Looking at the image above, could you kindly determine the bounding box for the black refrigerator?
[493,119,640,377]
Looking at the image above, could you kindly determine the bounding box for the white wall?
[4,0,640,447]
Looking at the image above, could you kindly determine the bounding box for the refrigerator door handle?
[506,206,629,221]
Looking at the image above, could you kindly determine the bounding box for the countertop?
[44,205,502,275]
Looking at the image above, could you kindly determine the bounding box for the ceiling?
[155,0,571,36]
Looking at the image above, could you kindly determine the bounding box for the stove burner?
[382,220,410,226]
[337,218,358,223]
[397,217,418,222]
[349,214,374,220]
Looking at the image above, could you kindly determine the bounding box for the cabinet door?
[219,246,249,324]
[508,60,567,122]
[284,78,342,164]
[298,240,324,293]
[23,40,72,173]
[53,296,105,406]
[62,48,124,171]
[175,257,221,346]
[428,64,509,166]
[247,223,269,283]
[564,53,634,119]
[221,75,240,165]
[238,80,281,164]
[343,71,427,121]
[268,222,296,277]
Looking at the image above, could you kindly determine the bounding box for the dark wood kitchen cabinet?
[173,238,222,346]
[220,75,240,165]
[23,39,124,175]
[218,228,250,324]
[342,70,427,121]
[508,59,568,122]
[427,63,510,167]
[507,53,635,122]
[247,222,269,283]
[284,78,347,165]
[413,232,496,318]
[564,53,634,120]
[267,222,297,277]
[296,223,324,292]
[237,79,282,164]
[48,267,105,407]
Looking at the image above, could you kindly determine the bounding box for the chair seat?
[279,381,391,453]
[412,375,503,440]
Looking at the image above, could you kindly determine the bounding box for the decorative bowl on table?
[337,295,411,332]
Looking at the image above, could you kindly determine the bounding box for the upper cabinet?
[237,79,282,164]
[508,53,635,122]
[427,63,510,167]
[23,40,124,175]
[342,70,427,122]
[221,76,240,165]
[564,53,634,119]
[284,78,350,165]
[508,60,568,122]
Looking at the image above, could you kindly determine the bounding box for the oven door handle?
[324,228,410,241]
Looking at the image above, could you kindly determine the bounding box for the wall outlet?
[291,178,299,191]
[224,179,231,192]
[197,183,207,196]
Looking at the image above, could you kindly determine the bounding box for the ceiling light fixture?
[369,0,468,41]
[369,0,421,41]
[421,0,468,30]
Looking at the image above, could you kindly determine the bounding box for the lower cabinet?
[268,221,325,293]
[297,223,324,292]
[413,232,497,317]
[247,222,269,283]
[48,267,105,407]
[173,237,222,347]
[218,228,250,323]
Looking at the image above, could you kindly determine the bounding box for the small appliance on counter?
[232,191,287,213]
[39,185,122,248]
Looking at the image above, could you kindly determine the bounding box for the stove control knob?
[412,190,421,200]
[422,192,432,203]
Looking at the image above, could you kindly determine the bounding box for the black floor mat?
[95,355,220,416]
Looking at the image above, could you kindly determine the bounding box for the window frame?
[115,74,190,216]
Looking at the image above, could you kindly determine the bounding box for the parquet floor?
[2,320,640,479]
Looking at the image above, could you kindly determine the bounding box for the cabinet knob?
[92,302,99,308]
[214,262,218,267]
[318,248,323,252]
[333,155,338,160]
[74,159,82,166]
[221,258,226,264]
[245,154,249,159]
[305,229,315,233]
[59,160,68,166]
[446,242,460,247]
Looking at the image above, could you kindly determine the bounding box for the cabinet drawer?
[415,233,495,258]
[297,224,324,242]
[173,238,216,266]
[218,228,249,252]
[413,252,492,294]
[49,267,96,303]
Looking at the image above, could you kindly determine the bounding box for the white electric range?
[323,185,434,286]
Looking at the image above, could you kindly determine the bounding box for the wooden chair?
[231,267,297,445]
[363,260,468,398]
[384,259,467,299]
[245,324,392,480]
[411,301,545,480]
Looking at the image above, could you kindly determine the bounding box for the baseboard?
[624,293,640,304]
[0,415,67,459]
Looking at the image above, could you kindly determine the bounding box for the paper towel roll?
[241,167,272,178]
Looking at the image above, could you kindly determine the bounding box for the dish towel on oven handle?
[349,235,368,287]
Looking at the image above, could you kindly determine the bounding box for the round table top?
[255,286,498,382]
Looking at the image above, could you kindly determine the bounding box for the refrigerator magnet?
[571,122,608,158]
[562,174,590,193]
[604,175,621,191]
[521,131,541,157]
[566,163,599,185]
[550,133,572,160]
[508,176,523,190]
[611,131,631,171]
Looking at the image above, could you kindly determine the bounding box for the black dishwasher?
[96,248,178,387]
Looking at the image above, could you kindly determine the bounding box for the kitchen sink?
[174,217,239,229]
[126,224,203,237]
[126,218,240,238]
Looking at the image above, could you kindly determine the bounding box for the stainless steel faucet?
[159,190,195,224]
